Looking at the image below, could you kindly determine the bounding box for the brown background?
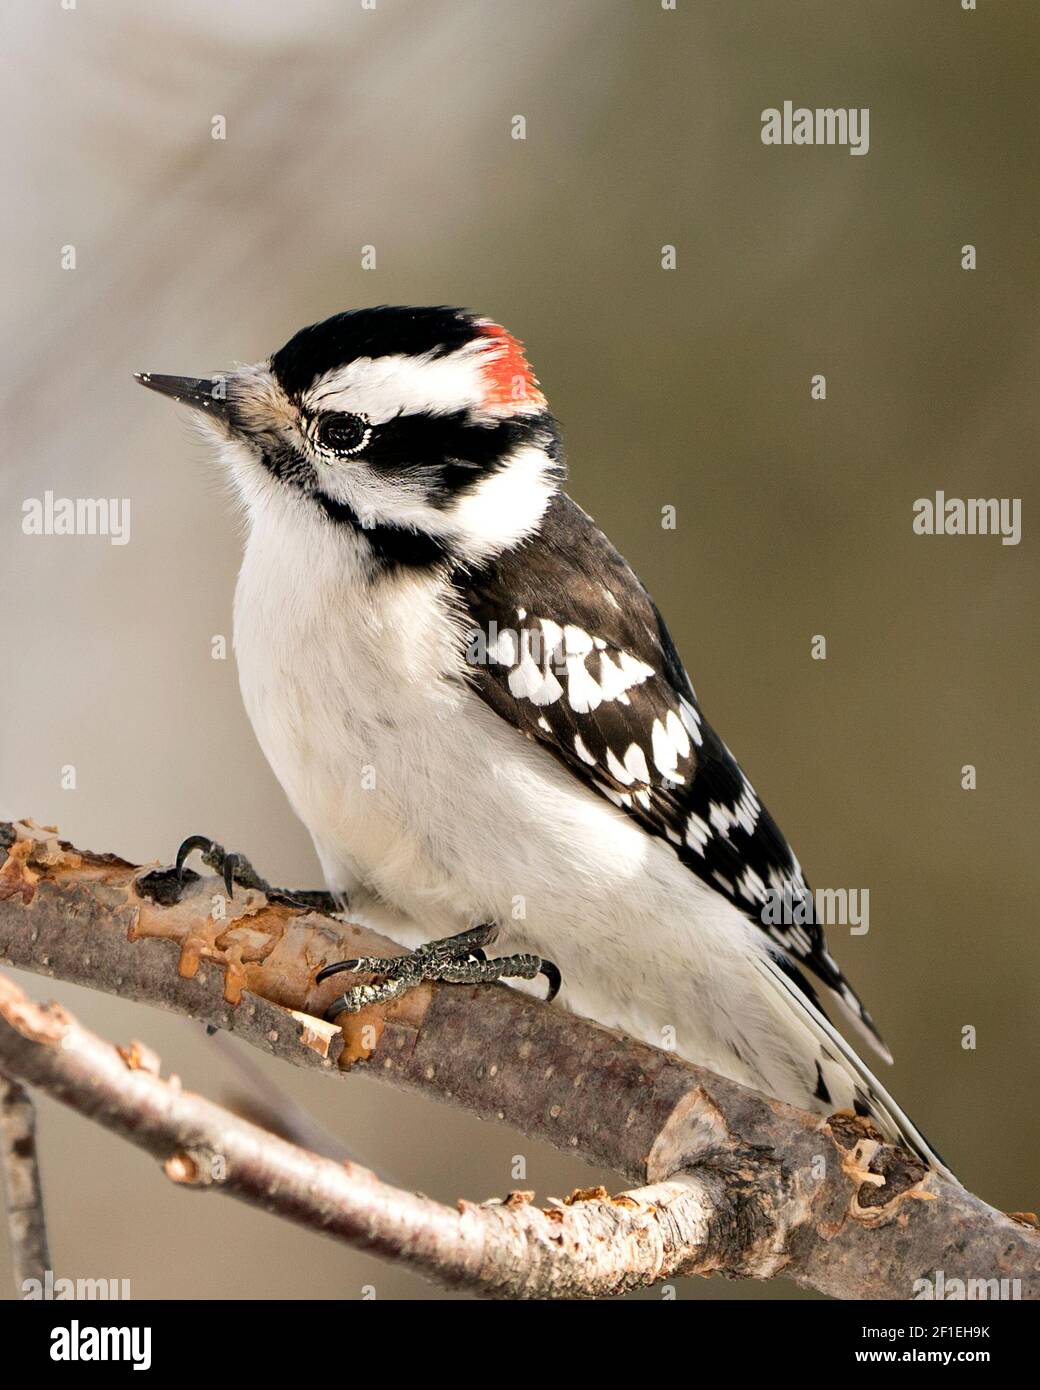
[1,0,1037,1300]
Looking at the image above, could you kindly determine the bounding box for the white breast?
[234,504,641,922]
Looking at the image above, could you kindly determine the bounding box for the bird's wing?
[452,491,889,1060]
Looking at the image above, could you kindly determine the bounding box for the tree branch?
[0,972,729,1298]
[0,1069,51,1295]
[0,819,1036,1299]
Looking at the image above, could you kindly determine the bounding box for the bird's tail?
[752,951,954,1181]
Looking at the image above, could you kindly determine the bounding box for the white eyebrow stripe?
[300,343,494,425]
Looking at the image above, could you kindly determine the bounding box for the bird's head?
[136,306,564,568]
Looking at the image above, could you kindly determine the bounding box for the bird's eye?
[313,412,372,457]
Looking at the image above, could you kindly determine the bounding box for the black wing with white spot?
[453,491,889,1059]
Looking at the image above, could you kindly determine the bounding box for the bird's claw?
[316,926,562,1021]
[168,835,341,913]
[539,959,562,1003]
[175,836,237,899]
[174,835,267,901]
[220,853,239,899]
[174,834,215,879]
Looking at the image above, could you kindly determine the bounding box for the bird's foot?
[315,923,562,1020]
[174,835,268,899]
[136,834,339,913]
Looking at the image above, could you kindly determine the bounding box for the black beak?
[134,372,228,421]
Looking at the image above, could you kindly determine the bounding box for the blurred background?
[1,0,1037,1300]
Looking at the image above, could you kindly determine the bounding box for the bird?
[137,305,947,1173]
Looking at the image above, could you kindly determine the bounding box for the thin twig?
[0,1071,51,1295]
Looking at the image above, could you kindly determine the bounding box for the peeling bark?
[0,819,1036,1300]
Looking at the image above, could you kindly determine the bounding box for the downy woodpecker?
[137,306,946,1171]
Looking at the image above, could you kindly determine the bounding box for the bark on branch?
[0,1070,51,1293]
[0,972,728,1298]
[0,819,1036,1300]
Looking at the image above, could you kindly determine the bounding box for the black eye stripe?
[355,410,560,495]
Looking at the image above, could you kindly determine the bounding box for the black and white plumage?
[458,492,888,1047]
[137,305,946,1171]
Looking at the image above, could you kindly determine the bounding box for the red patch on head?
[476,322,546,411]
